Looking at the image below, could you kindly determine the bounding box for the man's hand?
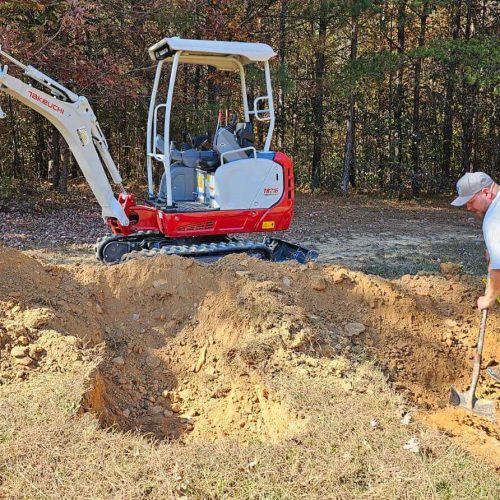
[478,269,500,310]
[477,295,494,310]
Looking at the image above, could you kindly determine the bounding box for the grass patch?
[0,360,498,499]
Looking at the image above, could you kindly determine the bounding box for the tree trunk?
[341,17,358,193]
[194,66,201,114]
[34,112,48,180]
[460,0,478,174]
[488,97,499,178]
[58,135,69,194]
[392,0,406,195]
[8,97,22,180]
[442,0,462,184]
[277,0,287,150]
[310,0,328,189]
[410,1,429,196]
[50,126,61,188]
[387,69,394,190]
[207,66,219,115]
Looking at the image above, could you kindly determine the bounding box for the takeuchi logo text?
[27,90,64,115]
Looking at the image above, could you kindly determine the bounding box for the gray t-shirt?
[483,194,500,270]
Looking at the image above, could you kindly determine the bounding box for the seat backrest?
[213,123,249,163]
[236,122,255,149]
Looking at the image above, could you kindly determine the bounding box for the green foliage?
[0,176,12,201]
[332,50,400,95]
[417,36,500,88]
[274,63,295,95]
[0,430,15,443]
[350,0,379,18]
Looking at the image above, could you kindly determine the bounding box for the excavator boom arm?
[0,49,129,226]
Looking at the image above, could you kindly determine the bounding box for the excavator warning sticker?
[262,221,275,229]
[77,127,90,146]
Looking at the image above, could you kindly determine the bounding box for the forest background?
[0,0,498,198]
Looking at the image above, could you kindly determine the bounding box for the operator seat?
[213,114,252,163]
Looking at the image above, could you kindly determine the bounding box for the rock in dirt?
[291,330,310,349]
[332,271,349,284]
[28,346,45,360]
[183,409,200,418]
[153,279,168,289]
[14,356,33,367]
[10,326,28,338]
[440,262,462,276]
[282,276,291,287]
[345,322,366,337]
[112,356,125,366]
[235,270,251,278]
[150,405,164,416]
[193,343,208,373]
[145,355,161,369]
[11,345,29,358]
[400,413,412,425]
[311,276,327,291]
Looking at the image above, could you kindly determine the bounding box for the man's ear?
[482,187,493,199]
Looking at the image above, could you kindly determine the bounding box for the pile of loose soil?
[0,246,498,464]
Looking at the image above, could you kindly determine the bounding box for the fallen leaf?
[400,413,412,426]
[403,437,420,453]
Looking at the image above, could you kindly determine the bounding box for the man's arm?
[477,269,500,310]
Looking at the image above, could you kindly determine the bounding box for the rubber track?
[96,232,272,265]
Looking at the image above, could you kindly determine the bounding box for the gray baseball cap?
[451,172,493,206]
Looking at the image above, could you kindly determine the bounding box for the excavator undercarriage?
[96,233,316,265]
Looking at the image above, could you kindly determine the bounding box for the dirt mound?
[0,246,498,463]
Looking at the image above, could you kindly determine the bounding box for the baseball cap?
[451,172,493,206]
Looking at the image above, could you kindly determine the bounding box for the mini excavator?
[0,37,316,264]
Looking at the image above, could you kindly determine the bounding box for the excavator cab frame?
[145,37,276,206]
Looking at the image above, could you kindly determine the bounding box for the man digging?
[452,172,500,382]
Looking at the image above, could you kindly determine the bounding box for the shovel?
[449,308,496,421]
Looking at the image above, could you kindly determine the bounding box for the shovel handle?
[466,308,488,409]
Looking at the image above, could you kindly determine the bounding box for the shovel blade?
[449,385,466,407]
[449,385,496,422]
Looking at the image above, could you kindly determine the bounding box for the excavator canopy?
[148,37,276,71]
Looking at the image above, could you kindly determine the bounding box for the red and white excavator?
[0,37,316,264]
